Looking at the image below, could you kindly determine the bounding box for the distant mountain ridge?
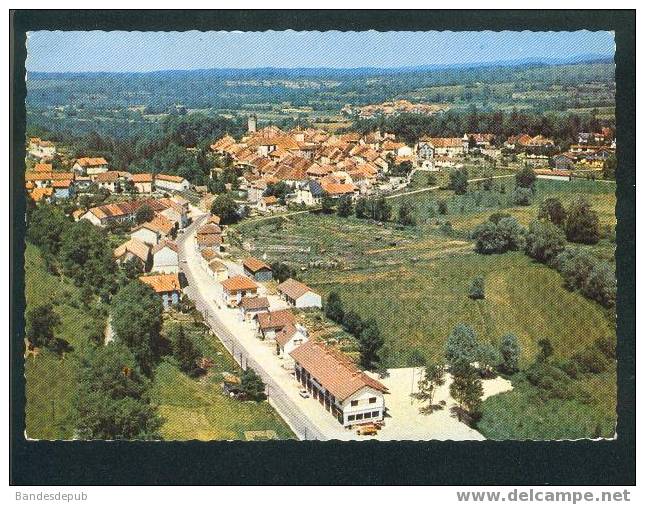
[28,54,613,79]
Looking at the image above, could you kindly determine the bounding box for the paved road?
[176,214,327,441]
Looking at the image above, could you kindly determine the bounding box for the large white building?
[290,340,388,427]
[151,240,179,274]
[155,174,190,193]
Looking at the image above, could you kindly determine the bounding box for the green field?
[151,317,295,441]
[24,243,105,439]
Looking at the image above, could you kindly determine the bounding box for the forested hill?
[27,58,614,113]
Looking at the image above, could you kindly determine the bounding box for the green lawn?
[303,252,614,368]
[479,370,616,440]
[151,318,295,441]
[24,243,105,440]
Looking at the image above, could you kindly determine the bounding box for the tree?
[342,310,364,337]
[437,199,448,215]
[511,187,532,206]
[58,220,117,297]
[26,205,69,257]
[499,333,521,374]
[412,362,446,413]
[396,201,416,226]
[171,324,202,377]
[354,197,369,219]
[537,338,554,363]
[445,324,479,369]
[358,319,384,371]
[321,195,335,214]
[554,247,599,291]
[477,342,500,377]
[270,261,297,283]
[373,196,392,222]
[111,280,164,376]
[74,343,162,440]
[472,216,526,255]
[449,168,468,195]
[407,348,427,368]
[565,198,600,244]
[240,367,266,401]
[468,276,485,300]
[25,303,60,348]
[582,261,617,308]
[210,193,239,225]
[324,291,344,323]
[525,219,567,264]
[264,181,291,205]
[603,154,616,180]
[538,197,567,228]
[336,195,353,217]
[449,361,484,422]
[135,204,155,224]
[515,166,537,190]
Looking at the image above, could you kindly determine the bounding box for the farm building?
[243,257,273,281]
[277,278,322,309]
[239,296,270,320]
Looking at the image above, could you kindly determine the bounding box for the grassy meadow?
[24,243,105,440]
[151,316,294,441]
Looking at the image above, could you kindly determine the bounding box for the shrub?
[553,248,599,291]
[571,346,610,374]
[511,187,533,206]
[445,324,479,369]
[515,166,537,190]
[525,219,567,264]
[449,168,469,195]
[565,197,600,244]
[472,216,526,255]
[324,291,344,323]
[538,197,567,228]
[525,362,574,400]
[499,333,521,374]
[437,200,448,215]
[468,276,485,300]
[582,261,617,308]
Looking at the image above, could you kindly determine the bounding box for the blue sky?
[26,30,615,73]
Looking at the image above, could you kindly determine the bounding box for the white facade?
[80,210,103,227]
[286,291,322,309]
[152,246,179,274]
[155,177,190,193]
[131,227,160,246]
[341,387,386,426]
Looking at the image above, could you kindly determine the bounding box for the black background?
[10,10,636,486]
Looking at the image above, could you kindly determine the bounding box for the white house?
[418,137,464,158]
[239,296,270,320]
[290,340,388,427]
[139,273,182,309]
[28,138,56,160]
[151,240,179,274]
[293,180,325,207]
[155,174,190,193]
[275,323,309,369]
[220,275,259,306]
[277,278,322,309]
[113,238,151,270]
[131,173,154,194]
[73,157,109,177]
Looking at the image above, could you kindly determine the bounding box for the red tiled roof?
[221,275,258,293]
[256,309,295,331]
[139,273,181,293]
[277,278,316,300]
[289,340,388,401]
[239,296,270,310]
[243,257,271,273]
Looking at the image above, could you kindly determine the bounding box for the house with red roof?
[290,340,388,427]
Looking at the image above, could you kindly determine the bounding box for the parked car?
[299,389,310,399]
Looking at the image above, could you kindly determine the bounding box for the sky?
[26,30,615,73]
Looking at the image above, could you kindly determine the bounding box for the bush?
[511,187,533,206]
[324,291,344,323]
[515,166,537,190]
[499,333,521,374]
[565,198,600,244]
[445,324,479,369]
[472,216,526,255]
[525,219,567,264]
[468,276,485,300]
[553,248,599,291]
[449,168,469,195]
[582,261,617,308]
[525,362,574,400]
[538,197,567,228]
[437,200,448,215]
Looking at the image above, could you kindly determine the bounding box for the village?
[23,113,617,441]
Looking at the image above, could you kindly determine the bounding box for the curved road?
[176,214,326,441]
